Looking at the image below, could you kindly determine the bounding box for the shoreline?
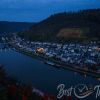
[9,43,100,78]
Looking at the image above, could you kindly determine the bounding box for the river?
[0,46,100,99]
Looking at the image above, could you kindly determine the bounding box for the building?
[36,48,45,54]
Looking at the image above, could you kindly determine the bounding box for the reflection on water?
[0,46,99,95]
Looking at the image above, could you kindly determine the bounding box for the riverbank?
[9,43,100,78]
[0,65,58,100]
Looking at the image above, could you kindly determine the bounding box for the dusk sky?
[0,0,100,22]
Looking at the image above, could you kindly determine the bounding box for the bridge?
[0,42,15,44]
[0,34,15,51]
[0,42,14,52]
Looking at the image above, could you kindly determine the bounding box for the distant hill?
[0,21,34,34]
[18,9,100,41]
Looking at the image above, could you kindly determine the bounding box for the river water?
[0,46,100,99]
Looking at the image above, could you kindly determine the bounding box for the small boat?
[44,61,55,66]
[44,61,60,68]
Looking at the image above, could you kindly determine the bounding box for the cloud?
[0,0,100,22]
[0,0,100,9]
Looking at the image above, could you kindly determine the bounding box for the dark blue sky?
[0,0,100,22]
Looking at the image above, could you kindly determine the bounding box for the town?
[9,34,100,75]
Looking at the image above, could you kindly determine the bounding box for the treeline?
[18,9,100,41]
[0,21,34,34]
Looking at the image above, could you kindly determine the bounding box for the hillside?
[0,21,34,34]
[18,9,100,41]
[57,28,88,39]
